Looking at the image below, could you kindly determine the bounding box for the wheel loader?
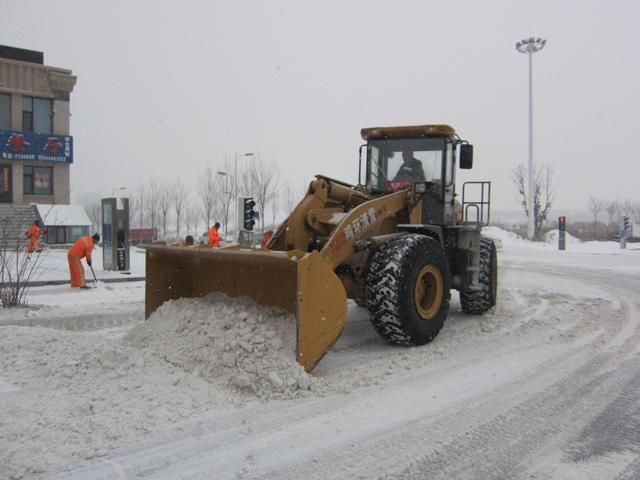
[145,124,497,371]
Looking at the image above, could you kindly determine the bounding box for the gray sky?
[1,0,638,212]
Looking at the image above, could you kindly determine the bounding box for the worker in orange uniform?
[68,233,100,289]
[179,235,195,246]
[25,220,44,253]
[261,229,273,247]
[208,222,222,247]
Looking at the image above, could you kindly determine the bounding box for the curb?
[20,276,146,288]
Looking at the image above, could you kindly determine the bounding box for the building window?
[45,226,66,244]
[22,96,52,133]
[23,166,53,195]
[0,94,10,130]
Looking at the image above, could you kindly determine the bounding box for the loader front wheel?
[460,237,497,314]
[366,234,451,345]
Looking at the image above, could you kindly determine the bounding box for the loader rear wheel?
[366,234,451,345]
[460,237,497,314]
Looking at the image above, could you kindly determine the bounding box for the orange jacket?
[26,224,43,239]
[68,235,95,262]
[208,225,221,247]
[261,230,273,247]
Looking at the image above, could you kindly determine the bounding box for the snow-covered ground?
[1,231,639,480]
[11,245,147,284]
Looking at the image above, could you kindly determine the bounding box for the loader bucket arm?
[145,246,347,372]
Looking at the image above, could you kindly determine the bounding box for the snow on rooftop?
[35,203,91,227]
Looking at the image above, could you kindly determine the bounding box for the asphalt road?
[45,259,640,480]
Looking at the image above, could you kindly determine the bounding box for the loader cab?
[364,135,456,225]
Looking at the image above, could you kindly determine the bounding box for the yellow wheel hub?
[414,265,443,320]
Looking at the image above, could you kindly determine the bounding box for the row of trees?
[83,156,300,242]
[511,162,638,241]
[587,197,640,240]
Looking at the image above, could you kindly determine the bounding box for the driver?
[393,150,426,182]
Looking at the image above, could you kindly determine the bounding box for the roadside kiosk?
[101,197,130,271]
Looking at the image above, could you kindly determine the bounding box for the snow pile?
[0,294,327,479]
[544,228,581,245]
[483,226,525,245]
[126,293,324,398]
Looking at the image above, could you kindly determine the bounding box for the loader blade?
[145,246,347,372]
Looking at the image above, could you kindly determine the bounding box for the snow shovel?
[88,264,106,289]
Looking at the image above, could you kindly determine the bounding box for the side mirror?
[459,144,473,169]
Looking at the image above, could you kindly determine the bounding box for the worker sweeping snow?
[67,233,100,289]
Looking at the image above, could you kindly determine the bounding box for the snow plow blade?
[145,245,348,372]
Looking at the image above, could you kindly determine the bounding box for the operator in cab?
[393,150,426,183]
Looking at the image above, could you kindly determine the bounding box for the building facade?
[0,45,76,205]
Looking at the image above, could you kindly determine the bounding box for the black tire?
[460,236,497,314]
[366,234,451,345]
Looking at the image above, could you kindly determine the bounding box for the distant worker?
[180,234,195,246]
[208,222,222,247]
[261,229,274,247]
[68,233,100,289]
[393,150,426,183]
[25,220,44,253]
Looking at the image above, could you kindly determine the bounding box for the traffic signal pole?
[238,196,258,247]
[620,215,629,249]
[558,216,566,251]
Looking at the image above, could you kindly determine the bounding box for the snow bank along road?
[1,245,640,479]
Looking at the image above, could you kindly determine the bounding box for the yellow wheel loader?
[145,124,497,371]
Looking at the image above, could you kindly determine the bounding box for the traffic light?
[243,197,257,231]
[558,216,566,231]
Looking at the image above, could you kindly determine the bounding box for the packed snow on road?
[1,229,639,480]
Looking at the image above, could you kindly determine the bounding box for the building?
[35,203,91,245]
[0,45,76,205]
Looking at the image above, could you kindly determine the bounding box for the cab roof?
[361,124,455,140]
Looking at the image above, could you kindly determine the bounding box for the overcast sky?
[1,0,638,214]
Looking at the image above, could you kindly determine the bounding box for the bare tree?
[634,202,640,226]
[0,217,44,307]
[250,157,280,233]
[184,201,201,237]
[216,159,235,235]
[620,199,633,217]
[605,200,618,226]
[157,184,172,240]
[173,178,188,241]
[198,165,217,231]
[82,196,102,234]
[147,180,160,240]
[588,196,604,240]
[128,186,146,229]
[511,163,554,240]
[269,188,280,228]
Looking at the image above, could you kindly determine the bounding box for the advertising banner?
[0,129,73,164]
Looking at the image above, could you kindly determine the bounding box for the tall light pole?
[516,36,546,240]
[234,152,254,238]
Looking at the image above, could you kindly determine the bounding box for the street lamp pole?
[516,37,546,240]
[234,152,254,238]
